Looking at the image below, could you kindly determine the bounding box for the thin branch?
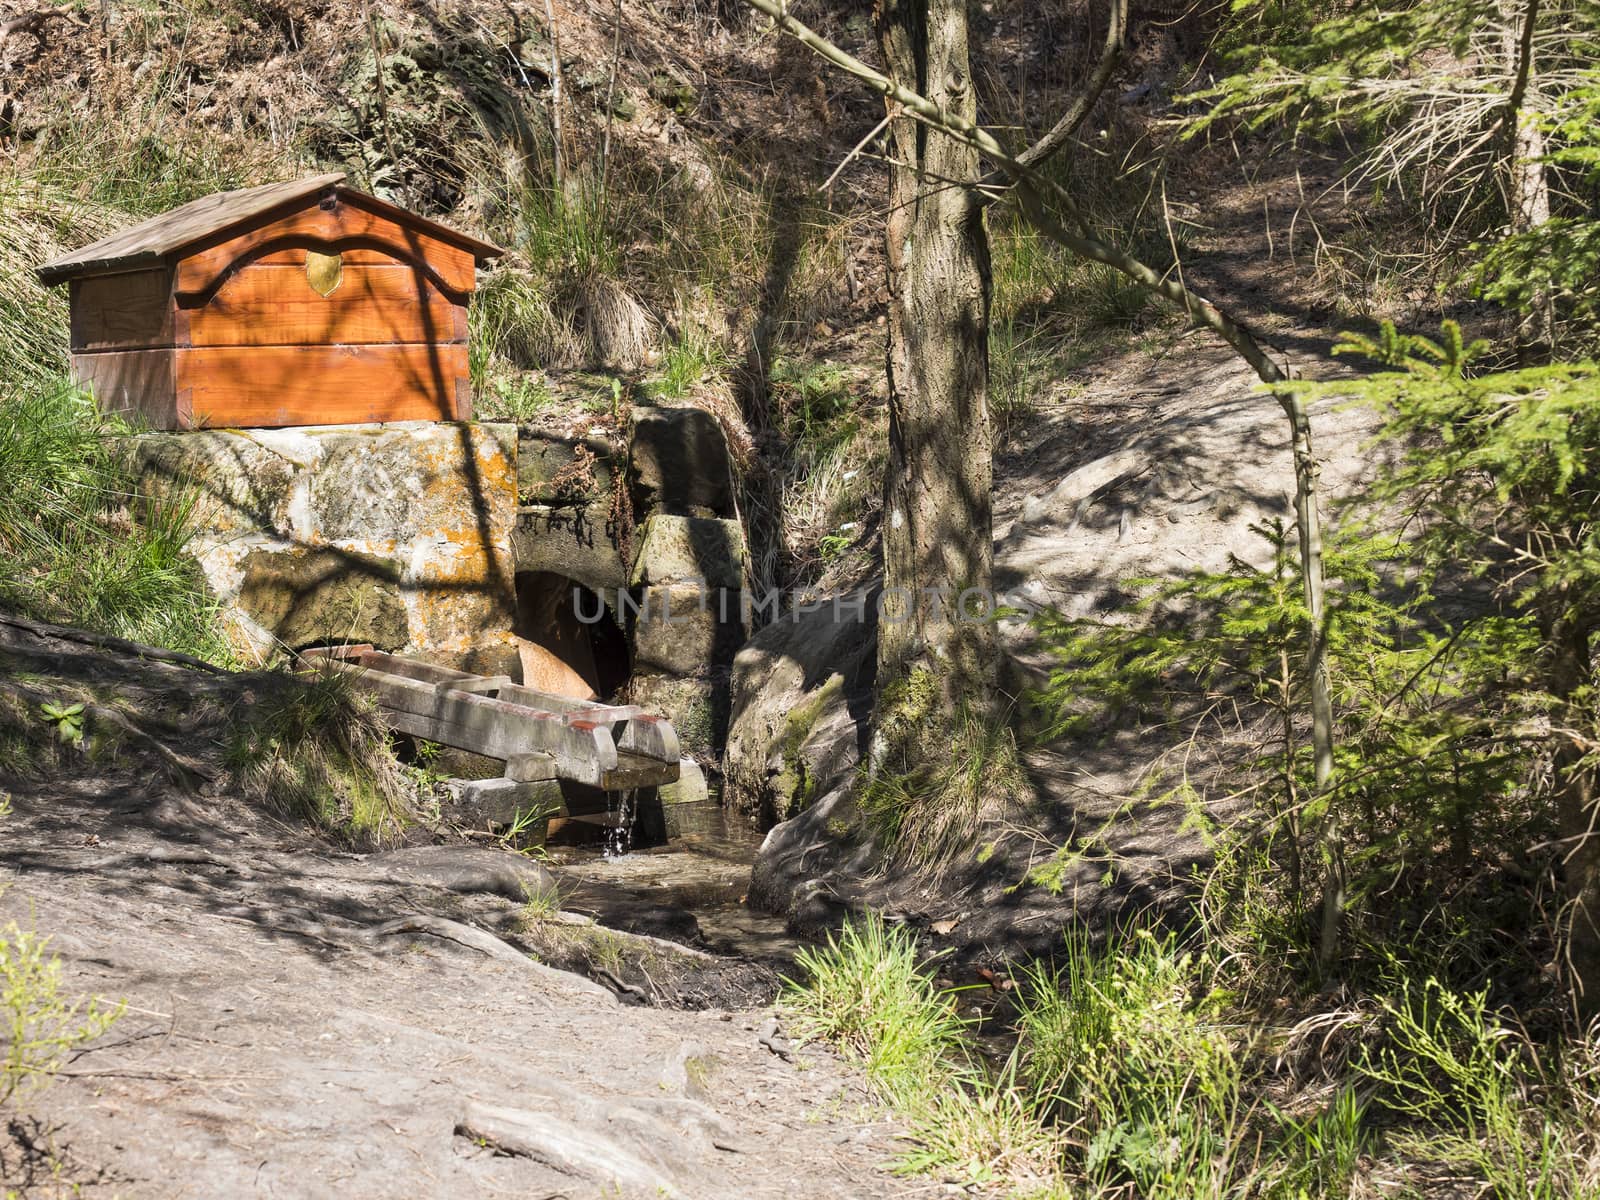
[543,0,566,195]
[1012,0,1128,171]
[819,112,892,194]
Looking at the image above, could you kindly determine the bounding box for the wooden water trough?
[302,645,680,792]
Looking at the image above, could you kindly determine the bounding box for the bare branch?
[819,112,891,194]
[0,5,82,45]
[1012,0,1128,172]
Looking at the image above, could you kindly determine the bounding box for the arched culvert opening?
[514,570,631,701]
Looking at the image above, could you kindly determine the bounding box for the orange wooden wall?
[68,194,475,430]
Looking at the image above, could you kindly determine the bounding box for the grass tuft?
[225,660,414,845]
[783,914,971,1108]
[0,380,231,663]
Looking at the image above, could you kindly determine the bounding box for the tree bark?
[1547,610,1600,1019]
[1502,0,1554,360]
[874,0,997,727]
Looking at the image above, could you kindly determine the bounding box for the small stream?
[547,799,805,962]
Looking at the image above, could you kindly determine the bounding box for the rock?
[366,845,555,902]
[130,431,297,536]
[660,1040,717,1101]
[631,515,745,589]
[306,423,517,543]
[630,406,734,517]
[629,586,747,675]
[630,672,731,758]
[237,546,410,650]
[511,502,629,591]
[722,596,876,825]
[516,428,617,505]
[660,757,709,807]
[439,777,563,829]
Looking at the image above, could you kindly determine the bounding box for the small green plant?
[1266,1085,1372,1198]
[37,700,85,748]
[497,800,557,855]
[0,792,11,819]
[515,878,565,931]
[1,921,122,1109]
[586,927,628,977]
[1358,976,1569,1197]
[649,330,728,400]
[783,914,971,1108]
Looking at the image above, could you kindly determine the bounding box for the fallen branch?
[0,5,82,45]
[0,612,228,674]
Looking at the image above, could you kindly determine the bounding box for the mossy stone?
[238,548,409,651]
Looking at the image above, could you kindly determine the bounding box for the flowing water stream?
[547,798,804,962]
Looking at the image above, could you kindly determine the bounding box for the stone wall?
[132,421,519,673]
[135,403,754,758]
[511,404,748,755]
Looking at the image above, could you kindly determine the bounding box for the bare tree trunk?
[874,0,997,731]
[1502,0,1554,359]
[1547,611,1600,1019]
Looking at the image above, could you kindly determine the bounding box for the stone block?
[630,515,745,588]
[629,405,734,517]
[511,502,629,591]
[660,757,709,806]
[307,422,517,542]
[629,671,732,758]
[237,547,410,650]
[516,429,617,506]
[628,586,747,676]
[440,777,564,829]
[129,430,300,537]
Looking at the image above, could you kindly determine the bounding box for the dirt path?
[0,624,901,1199]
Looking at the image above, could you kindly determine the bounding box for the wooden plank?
[69,269,178,351]
[359,671,620,784]
[599,752,681,790]
[70,348,181,430]
[174,198,477,298]
[616,715,681,766]
[184,264,466,348]
[300,648,679,787]
[38,175,345,284]
[253,247,426,267]
[175,343,469,427]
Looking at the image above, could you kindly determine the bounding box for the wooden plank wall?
[65,196,476,429]
[178,344,468,427]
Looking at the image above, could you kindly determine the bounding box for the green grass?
[783,914,972,1108]
[224,661,414,845]
[860,684,1028,868]
[0,380,232,663]
[783,912,1600,1198]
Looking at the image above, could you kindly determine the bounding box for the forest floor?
[0,618,901,1200]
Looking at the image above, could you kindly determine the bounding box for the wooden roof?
[36,174,502,285]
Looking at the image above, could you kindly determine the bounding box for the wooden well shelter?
[35,174,502,430]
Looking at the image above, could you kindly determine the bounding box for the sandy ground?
[0,622,902,1200]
